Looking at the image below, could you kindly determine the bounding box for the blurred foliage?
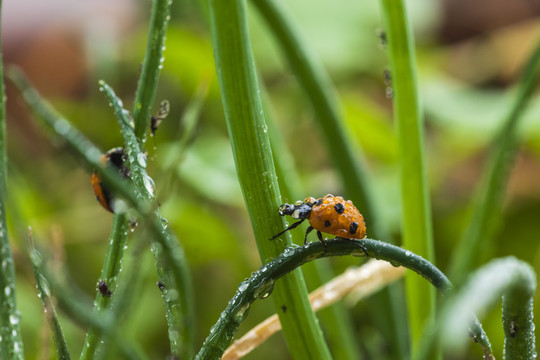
[3,0,540,358]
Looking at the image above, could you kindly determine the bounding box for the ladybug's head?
[278,200,313,220]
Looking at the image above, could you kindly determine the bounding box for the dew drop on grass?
[137,152,147,168]
[143,174,155,197]
[254,280,275,300]
[39,275,51,297]
[234,303,250,322]
[29,249,42,266]
[161,217,168,229]
[238,281,249,292]
[9,314,19,325]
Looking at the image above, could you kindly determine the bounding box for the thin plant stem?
[80,214,129,359]
[38,254,147,360]
[379,0,435,355]
[0,3,24,358]
[28,228,71,360]
[132,0,172,139]
[99,81,195,359]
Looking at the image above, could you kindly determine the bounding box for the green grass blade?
[99,81,195,359]
[132,0,172,138]
[208,0,332,358]
[0,6,25,359]
[92,234,151,360]
[379,0,435,354]
[417,257,534,360]
[80,214,129,359]
[501,263,537,360]
[28,228,71,360]
[196,237,491,359]
[38,254,147,360]
[448,39,540,283]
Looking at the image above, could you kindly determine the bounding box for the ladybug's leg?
[269,219,305,240]
[304,226,314,245]
[357,243,369,257]
[316,231,327,252]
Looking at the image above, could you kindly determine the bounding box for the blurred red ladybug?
[270,194,366,247]
[91,147,129,212]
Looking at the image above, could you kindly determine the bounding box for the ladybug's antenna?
[269,219,305,240]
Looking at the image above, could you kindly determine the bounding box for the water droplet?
[253,280,275,300]
[143,174,155,197]
[111,199,128,214]
[234,303,250,321]
[282,246,296,256]
[39,275,51,297]
[168,289,179,301]
[30,249,42,266]
[9,314,19,325]
[137,152,147,168]
[4,286,11,296]
[405,250,412,256]
[53,119,70,136]
[238,281,249,292]
[161,217,168,229]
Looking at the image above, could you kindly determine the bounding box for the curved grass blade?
[416,257,535,360]
[196,238,492,360]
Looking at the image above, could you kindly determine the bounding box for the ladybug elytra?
[270,194,366,248]
[91,147,130,213]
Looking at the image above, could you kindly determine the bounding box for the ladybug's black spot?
[349,222,358,234]
[324,220,331,227]
[334,203,345,214]
[315,199,324,206]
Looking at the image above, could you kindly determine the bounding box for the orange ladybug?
[270,194,366,248]
[91,147,130,212]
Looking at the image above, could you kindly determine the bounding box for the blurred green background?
[2,0,540,358]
